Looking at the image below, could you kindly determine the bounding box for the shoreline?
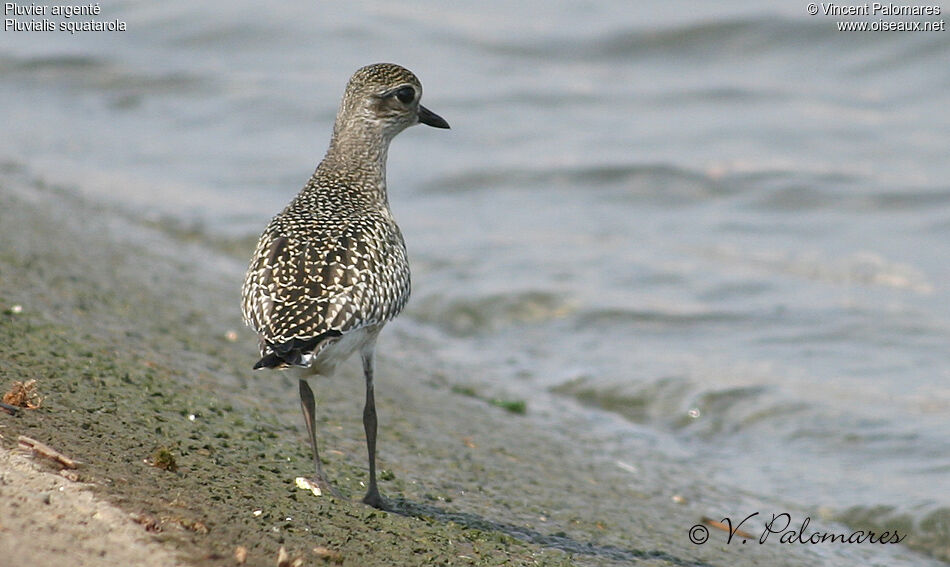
[0,168,939,566]
[0,171,632,566]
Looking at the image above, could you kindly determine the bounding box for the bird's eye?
[394,86,415,104]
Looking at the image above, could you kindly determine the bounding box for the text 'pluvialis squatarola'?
[241,63,449,508]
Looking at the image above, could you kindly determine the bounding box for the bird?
[241,63,449,508]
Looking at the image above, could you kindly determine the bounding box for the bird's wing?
[241,216,408,366]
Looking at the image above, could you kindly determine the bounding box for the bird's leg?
[298,378,341,498]
[361,346,384,508]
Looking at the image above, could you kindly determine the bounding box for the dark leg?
[361,347,383,508]
[298,378,341,498]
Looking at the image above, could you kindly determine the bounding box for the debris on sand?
[149,446,178,472]
[131,513,163,533]
[17,435,79,469]
[3,379,42,410]
[276,546,304,567]
[294,476,322,497]
[702,515,755,539]
[312,546,344,564]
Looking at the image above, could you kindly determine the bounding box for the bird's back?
[241,172,410,369]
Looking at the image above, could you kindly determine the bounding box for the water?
[2,0,949,562]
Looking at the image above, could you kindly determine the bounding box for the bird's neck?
[317,122,392,205]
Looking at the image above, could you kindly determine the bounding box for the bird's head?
[335,62,450,142]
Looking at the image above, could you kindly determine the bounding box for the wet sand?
[0,169,636,566]
[0,167,909,566]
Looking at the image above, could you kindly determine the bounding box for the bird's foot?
[362,487,386,509]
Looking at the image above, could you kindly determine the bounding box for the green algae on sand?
[0,182,582,567]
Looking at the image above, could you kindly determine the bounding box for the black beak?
[418,105,450,129]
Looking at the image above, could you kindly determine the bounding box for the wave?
[458,13,949,72]
[461,16,802,61]
[740,171,950,212]
[835,505,950,563]
[553,370,950,562]
[426,160,950,214]
[699,246,934,293]
[0,53,205,96]
[424,162,742,204]
[574,306,753,331]
[551,374,806,435]
[407,290,573,337]
[409,287,765,338]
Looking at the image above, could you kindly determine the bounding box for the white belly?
[298,325,378,377]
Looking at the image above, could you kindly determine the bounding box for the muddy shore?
[0,167,913,567]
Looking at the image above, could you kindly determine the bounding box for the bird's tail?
[253,331,343,369]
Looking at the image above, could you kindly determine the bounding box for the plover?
[241,63,449,508]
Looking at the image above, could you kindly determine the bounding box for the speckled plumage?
[242,63,446,371]
[240,63,449,507]
[241,183,411,369]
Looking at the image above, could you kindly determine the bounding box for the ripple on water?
[835,505,950,563]
[408,290,574,337]
[699,245,934,294]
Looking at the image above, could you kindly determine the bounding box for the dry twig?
[17,435,79,469]
[701,515,756,539]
